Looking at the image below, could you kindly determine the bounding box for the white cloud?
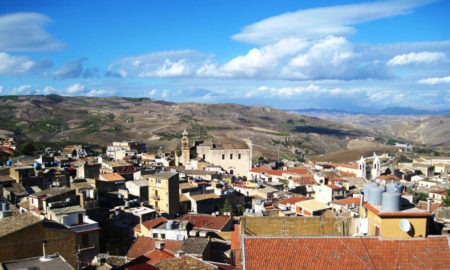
[66,83,85,94]
[11,85,39,95]
[0,85,3,94]
[86,89,113,96]
[0,52,52,76]
[418,75,450,85]
[232,0,435,45]
[387,51,445,66]
[149,89,157,96]
[0,13,65,52]
[43,86,59,94]
[252,84,361,97]
[219,38,308,77]
[111,50,210,78]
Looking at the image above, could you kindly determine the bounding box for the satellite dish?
[399,219,411,232]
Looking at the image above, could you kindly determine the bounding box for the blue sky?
[0,0,449,111]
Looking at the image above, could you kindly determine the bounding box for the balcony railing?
[78,242,96,251]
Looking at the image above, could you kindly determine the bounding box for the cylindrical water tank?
[369,186,385,205]
[363,183,372,202]
[166,220,174,229]
[386,182,397,192]
[382,191,401,212]
[124,201,130,208]
[396,184,404,193]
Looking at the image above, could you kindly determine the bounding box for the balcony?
[70,217,99,233]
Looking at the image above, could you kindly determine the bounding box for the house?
[314,184,346,204]
[186,192,222,214]
[0,212,77,267]
[0,254,74,270]
[126,237,183,260]
[76,163,101,180]
[126,179,149,203]
[179,237,211,259]
[181,214,233,232]
[277,196,308,211]
[150,219,191,241]
[429,190,447,203]
[241,236,450,270]
[134,217,168,238]
[295,199,331,216]
[148,172,180,216]
[195,139,252,176]
[70,181,98,209]
[3,182,28,204]
[46,205,100,265]
[97,173,126,192]
[28,187,76,217]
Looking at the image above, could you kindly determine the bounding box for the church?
[175,130,252,176]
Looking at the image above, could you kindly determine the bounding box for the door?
[375,226,380,236]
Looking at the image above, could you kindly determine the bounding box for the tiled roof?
[100,173,125,181]
[190,193,220,202]
[326,184,343,190]
[330,197,361,206]
[127,237,183,259]
[181,214,231,231]
[30,186,74,197]
[151,255,217,270]
[0,212,42,238]
[292,177,316,185]
[180,237,210,256]
[278,196,308,205]
[250,168,308,177]
[333,163,358,170]
[143,248,174,264]
[243,236,450,270]
[142,217,168,230]
[417,201,441,213]
[378,175,401,181]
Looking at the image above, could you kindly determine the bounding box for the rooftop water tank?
[381,191,401,212]
[166,220,174,230]
[2,202,9,211]
[363,182,372,202]
[365,182,379,203]
[6,161,11,166]
[33,162,39,168]
[386,182,397,192]
[124,201,130,208]
[369,186,385,206]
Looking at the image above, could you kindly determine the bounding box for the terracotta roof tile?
[181,214,231,231]
[143,248,174,264]
[127,237,183,259]
[330,197,361,206]
[332,163,358,170]
[417,202,441,213]
[243,236,450,270]
[278,196,308,206]
[100,173,125,181]
[327,184,343,190]
[142,217,168,230]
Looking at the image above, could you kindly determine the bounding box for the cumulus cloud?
[418,75,450,85]
[86,89,113,96]
[0,52,52,76]
[109,50,210,78]
[0,13,65,51]
[387,51,446,66]
[11,85,39,95]
[232,0,435,45]
[49,58,88,79]
[66,83,85,94]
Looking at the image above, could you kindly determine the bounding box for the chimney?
[427,199,432,213]
[175,250,185,257]
[42,240,48,259]
[155,241,165,250]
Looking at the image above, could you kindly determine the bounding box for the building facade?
[148,172,180,215]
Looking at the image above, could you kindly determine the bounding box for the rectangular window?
[202,154,205,160]
[161,234,165,239]
[153,233,158,238]
[230,154,233,160]
[156,179,161,184]
[222,154,225,160]
[238,153,241,159]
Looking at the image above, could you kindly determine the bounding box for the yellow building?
[361,202,432,239]
[148,172,180,216]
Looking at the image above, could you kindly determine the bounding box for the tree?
[414,192,428,204]
[442,189,450,207]
[221,198,232,215]
[175,146,182,157]
[17,141,35,156]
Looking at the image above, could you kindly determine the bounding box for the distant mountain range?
[287,107,450,116]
